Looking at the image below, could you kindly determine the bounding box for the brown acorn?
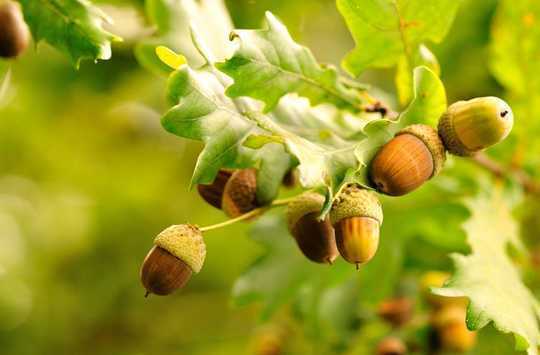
[330,185,383,268]
[140,224,206,296]
[377,297,414,327]
[376,337,407,355]
[369,124,446,196]
[0,1,30,58]
[222,168,259,218]
[287,192,338,264]
[197,169,233,209]
[282,169,298,189]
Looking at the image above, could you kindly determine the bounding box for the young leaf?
[433,188,540,355]
[136,0,233,75]
[337,0,462,76]
[217,12,366,112]
[18,0,120,66]
[162,66,291,204]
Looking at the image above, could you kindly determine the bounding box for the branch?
[472,152,540,194]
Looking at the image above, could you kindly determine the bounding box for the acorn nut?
[431,305,477,352]
[370,124,446,196]
[0,1,30,58]
[330,185,383,268]
[197,169,233,209]
[140,224,206,296]
[222,168,259,218]
[438,97,513,156]
[287,192,338,264]
[376,337,407,355]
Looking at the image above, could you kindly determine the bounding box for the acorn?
[377,297,414,327]
[222,168,259,218]
[330,185,383,267]
[438,97,513,156]
[287,192,338,264]
[140,224,206,296]
[431,305,477,352]
[370,124,446,196]
[0,1,30,58]
[197,169,233,209]
[282,169,298,189]
[376,337,407,355]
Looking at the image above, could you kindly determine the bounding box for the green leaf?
[136,0,233,75]
[395,44,441,107]
[399,66,447,127]
[233,214,354,319]
[434,187,540,355]
[217,12,366,112]
[162,66,291,204]
[18,0,120,66]
[337,0,462,76]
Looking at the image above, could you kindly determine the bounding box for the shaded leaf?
[18,0,120,66]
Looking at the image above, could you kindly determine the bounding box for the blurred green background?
[0,0,525,354]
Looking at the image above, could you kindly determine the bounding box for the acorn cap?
[154,224,206,273]
[397,124,446,177]
[287,192,325,231]
[330,186,383,226]
[438,97,513,156]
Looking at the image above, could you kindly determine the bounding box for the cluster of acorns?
[0,0,29,59]
[141,96,514,296]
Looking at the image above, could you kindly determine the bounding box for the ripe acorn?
[222,168,259,218]
[431,305,477,352]
[197,169,233,209]
[140,224,206,296]
[0,1,30,58]
[376,337,407,355]
[420,271,468,309]
[370,124,446,196]
[330,185,383,267]
[438,97,513,156]
[377,297,414,327]
[287,192,338,264]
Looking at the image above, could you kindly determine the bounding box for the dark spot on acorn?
[140,245,192,296]
[0,1,30,58]
[500,110,509,118]
[197,169,233,209]
[291,212,338,264]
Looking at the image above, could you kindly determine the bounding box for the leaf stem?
[199,197,296,233]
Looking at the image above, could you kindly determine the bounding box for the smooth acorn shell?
[222,168,258,217]
[370,134,434,196]
[140,246,192,296]
[334,216,379,266]
[438,97,513,156]
[0,1,29,58]
[291,212,338,264]
[197,169,233,209]
[376,337,407,355]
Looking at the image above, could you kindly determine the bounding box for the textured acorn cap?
[154,224,206,273]
[287,192,325,231]
[330,186,383,226]
[438,97,513,156]
[397,124,446,177]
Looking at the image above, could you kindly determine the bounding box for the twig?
[472,152,540,194]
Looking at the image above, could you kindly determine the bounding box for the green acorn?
[330,186,383,267]
[438,97,513,156]
[287,192,338,264]
[370,124,446,196]
[140,224,206,296]
[0,1,30,58]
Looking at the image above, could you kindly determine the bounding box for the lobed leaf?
[18,0,120,67]
[217,12,366,112]
[337,0,462,76]
[434,188,540,355]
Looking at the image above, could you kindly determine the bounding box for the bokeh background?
[0,0,529,354]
